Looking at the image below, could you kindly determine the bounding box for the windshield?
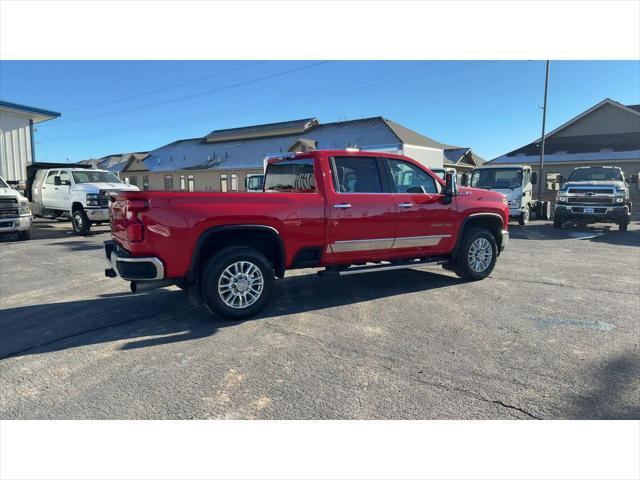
[71,170,122,184]
[471,168,522,189]
[567,167,623,182]
[0,177,8,188]
[246,175,264,190]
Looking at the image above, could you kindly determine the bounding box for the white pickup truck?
[0,176,33,240]
[28,165,139,235]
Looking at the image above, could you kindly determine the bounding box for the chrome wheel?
[468,237,493,273]
[217,261,264,309]
[73,214,83,230]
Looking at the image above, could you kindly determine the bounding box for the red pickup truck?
[104,150,509,319]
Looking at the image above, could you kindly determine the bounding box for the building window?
[220,173,228,192]
[129,175,138,186]
[231,173,238,191]
[546,172,562,191]
[143,175,149,191]
[187,174,195,192]
[164,175,174,191]
[180,174,186,191]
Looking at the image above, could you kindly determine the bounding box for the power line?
[45,61,331,126]
[39,61,492,146]
[62,61,266,112]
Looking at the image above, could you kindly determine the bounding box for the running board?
[317,258,449,277]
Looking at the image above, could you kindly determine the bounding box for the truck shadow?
[0,268,461,359]
[567,351,640,419]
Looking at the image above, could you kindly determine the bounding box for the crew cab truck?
[470,164,551,225]
[0,176,33,240]
[104,150,509,320]
[28,164,139,235]
[553,166,632,231]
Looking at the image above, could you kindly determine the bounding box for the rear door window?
[264,159,315,192]
[331,156,383,193]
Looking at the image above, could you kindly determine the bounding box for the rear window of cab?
[264,159,316,192]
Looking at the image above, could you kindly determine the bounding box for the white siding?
[0,111,32,182]
[401,144,444,169]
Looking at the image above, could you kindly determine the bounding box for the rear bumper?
[104,240,165,281]
[555,204,630,223]
[0,215,32,233]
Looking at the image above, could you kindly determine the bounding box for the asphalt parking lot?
[0,218,638,419]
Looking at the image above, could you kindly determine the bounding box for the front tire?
[553,215,563,228]
[17,229,31,241]
[72,209,91,235]
[619,221,629,232]
[518,205,530,225]
[452,228,497,281]
[200,247,274,320]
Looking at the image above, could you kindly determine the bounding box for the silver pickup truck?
[553,166,632,231]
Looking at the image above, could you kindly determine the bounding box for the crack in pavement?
[262,321,543,419]
[490,275,637,296]
[0,307,189,361]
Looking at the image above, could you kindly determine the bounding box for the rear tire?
[451,228,497,281]
[200,247,274,320]
[72,209,91,235]
[540,201,551,220]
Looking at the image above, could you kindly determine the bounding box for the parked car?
[553,166,632,231]
[28,165,139,235]
[470,164,551,225]
[0,175,32,240]
[104,150,509,320]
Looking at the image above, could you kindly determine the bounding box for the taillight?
[125,199,148,242]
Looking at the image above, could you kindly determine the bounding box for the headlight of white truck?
[557,194,567,203]
[19,200,31,215]
[86,193,100,206]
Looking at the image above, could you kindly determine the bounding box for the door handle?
[333,203,352,209]
[397,202,413,208]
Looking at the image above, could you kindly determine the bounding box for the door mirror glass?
[531,172,538,185]
[444,171,458,199]
[54,176,61,186]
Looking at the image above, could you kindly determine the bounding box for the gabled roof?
[444,148,486,167]
[489,98,640,164]
[141,117,427,172]
[288,138,318,151]
[0,100,61,123]
[205,118,318,143]
[535,98,640,142]
[382,118,446,149]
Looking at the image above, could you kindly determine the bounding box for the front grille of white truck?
[0,196,19,218]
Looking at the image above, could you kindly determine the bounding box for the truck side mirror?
[443,170,458,203]
[630,174,639,184]
[531,172,537,185]
[558,174,564,184]
[54,176,61,186]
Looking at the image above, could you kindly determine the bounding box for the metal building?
[0,100,61,183]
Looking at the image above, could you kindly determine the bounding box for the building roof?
[205,118,318,143]
[444,147,486,167]
[140,117,442,173]
[0,100,61,123]
[489,98,640,164]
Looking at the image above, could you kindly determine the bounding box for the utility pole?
[538,60,550,200]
